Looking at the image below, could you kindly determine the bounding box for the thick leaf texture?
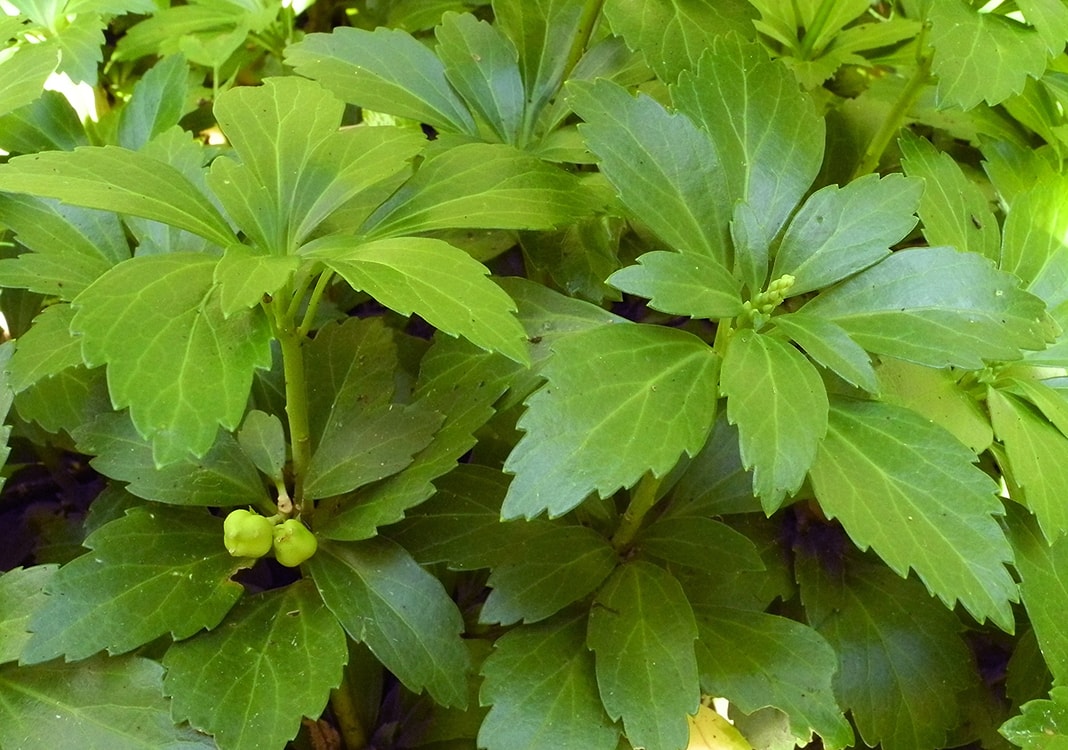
[479,612,618,750]
[0,565,56,665]
[309,538,469,707]
[990,389,1068,541]
[1000,686,1068,748]
[607,250,743,319]
[117,53,189,152]
[928,0,1048,109]
[503,323,719,519]
[1004,505,1068,685]
[22,506,246,663]
[809,399,1017,631]
[802,246,1048,369]
[569,78,730,262]
[588,561,700,750]
[693,606,853,750]
[73,412,270,508]
[163,579,348,750]
[0,146,235,248]
[362,142,590,237]
[772,312,879,393]
[721,329,828,512]
[772,173,922,295]
[672,34,824,289]
[634,517,764,575]
[305,236,529,365]
[285,25,477,134]
[8,304,84,393]
[481,524,617,625]
[797,554,979,750]
[0,655,213,750]
[71,254,273,464]
[1001,174,1068,314]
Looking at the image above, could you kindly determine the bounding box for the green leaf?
[0,654,214,750]
[1019,0,1068,52]
[0,89,87,155]
[665,413,759,518]
[481,525,617,625]
[7,304,83,392]
[1001,687,1068,748]
[798,553,980,750]
[990,389,1068,541]
[569,78,729,262]
[71,254,273,464]
[503,323,719,519]
[22,506,246,664]
[0,565,56,665]
[236,409,286,482]
[163,579,348,750]
[607,251,743,319]
[13,364,109,436]
[479,612,619,750]
[73,412,270,508]
[0,43,58,118]
[771,312,879,393]
[0,147,235,248]
[772,174,922,295]
[212,246,299,316]
[928,0,1048,110]
[362,142,590,237]
[694,606,854,750]
[1000,174,1068,313]
[436,11,524,143]
[721,329,828,512]
[809,398,1017,631]
[284,26,477,134]
[802,246,1049,369]
[635,517,764,575]
[520,214,624,304]
[588,561,700,750]
[305,236,529,365]
[672,35,824,288]
[1004,504,1068,685]
[117,53,189,151]
[309,537,470,707]
[899,131,1000,262]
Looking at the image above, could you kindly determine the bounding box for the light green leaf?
[117,53,189,151]
[7,304,83,392]
[1018,0,1068,52]
[436,11,524,143]
[305,235,529,365]
[22,506,246,663]
[802,246,1049,369]
[588,561,700,750]
[362,142,590,237]
[809,398,1017,631]
[569,78,729,262]
[798,554,979,750]
[0,565,56,665]
[635,516,764,575]
[0,43,58,118]
[772,174,922,295]
[899,131,1000,262]
[503,323,719,519]
[721,329,828,512]
[694,606,854,750]
[772,312,879,393]
[1004,505,1068,685]
[481,525,617,625]
[1003,377,1068,439]
[284,26,477,134]
[309,538,470,707]
[1001,687,1068,748]
[0,147,235,248]
[479,612,618,750]
[236,409,286,481]
[1001,174,1068,313]
[111,3,267,63]
[990,389,1068,541]
[0,654,214,750]
[607,251,743,319]
[212,245,300,316]
[71,254,273,464]
[163,579,348,750]
[928,0,1048,110]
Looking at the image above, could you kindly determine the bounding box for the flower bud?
[223,509,275,558]
[272,519,318,567]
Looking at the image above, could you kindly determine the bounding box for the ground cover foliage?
[1,1,1068,748]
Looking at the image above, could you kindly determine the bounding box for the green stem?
[562,0,607,82]
[330,671,369,750]
[298,269,334,339]
[279,326,312,515]
[611,473,662,552]
[798,0,838,58]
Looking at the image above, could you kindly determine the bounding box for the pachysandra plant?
[1,2,1068,750]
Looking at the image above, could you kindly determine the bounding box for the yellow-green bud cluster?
[741,274,795,327]
[222,510,318,567]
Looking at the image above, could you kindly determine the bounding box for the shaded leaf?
[212,246,299,316]
[236,410,286,481]
[635,516,763,575]
[0,43,58,118]
[117,53,189,152]
[0,565,56,665]
[607,251,743,319]
[7,304,84,392]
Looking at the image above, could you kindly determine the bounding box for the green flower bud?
[223,509,275,558]
[272,519,318,567]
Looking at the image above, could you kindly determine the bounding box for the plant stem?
[330,671,369,750]
[611,473,662,552]
[298,269,334,339]
[278,325,313,515]
[562,0,607,83]
[798,0,838,58]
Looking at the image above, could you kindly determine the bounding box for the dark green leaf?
[71,254,273,464]
[802,246,1048,369]
[772,312,879,394]
[309,538,469,707]
[694,606,854,749]
[1000,687,1068,748]
[503,323,719,519]
[721,329,828,512]
[520,214,624,304]
[163,580,348,750]
[0,655,213,750]
[635,517,763,575]
[479,612,618,750]
[607,251,743,319]
[236,410,286,482]
[809,398,1017,631]
[22,506,246,663]
[588,561,699,750]
[665,413,759,517]
[13,364,109,436]
[117,53,189,151]
[0,565,56,665]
